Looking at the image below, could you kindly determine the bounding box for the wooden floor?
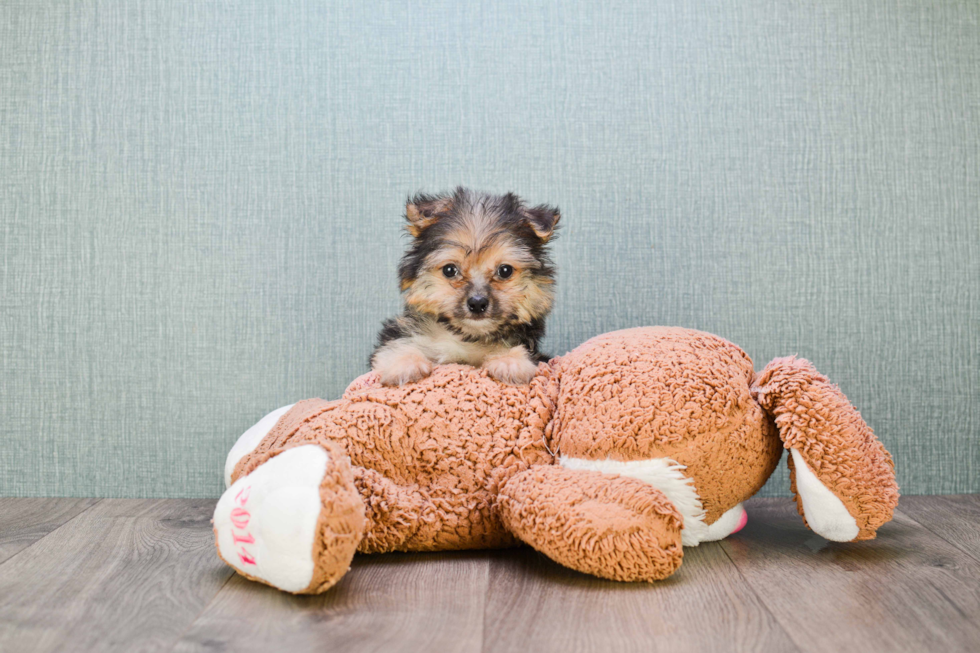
[0,496,978,652]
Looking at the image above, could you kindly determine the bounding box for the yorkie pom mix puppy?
[371,187,561,386]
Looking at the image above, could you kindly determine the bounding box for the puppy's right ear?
[522,204,561,243]
[405,193,452,237]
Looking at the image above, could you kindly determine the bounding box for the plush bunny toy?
[214,327,898,593]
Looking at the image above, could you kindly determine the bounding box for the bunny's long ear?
[752,357,899,541]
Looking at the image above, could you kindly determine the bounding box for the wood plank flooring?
[0,495,976,652]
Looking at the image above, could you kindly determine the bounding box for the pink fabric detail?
[230,507,250,530]
[233,531,256,545]
[235,486,251,506]
[732,510,748,534]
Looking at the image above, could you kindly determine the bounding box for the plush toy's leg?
[752,356,899,542]
[213,441,366,594]
[497,466,684,582]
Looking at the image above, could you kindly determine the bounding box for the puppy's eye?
[497,264,514,279]
[442,264,459,278]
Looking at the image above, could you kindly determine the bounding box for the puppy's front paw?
[483,347,539,385]
[374,349,433,386]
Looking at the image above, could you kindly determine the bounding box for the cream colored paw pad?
[214,445,328,592]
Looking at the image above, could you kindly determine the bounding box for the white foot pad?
[214,444,327,592]
[224,404,295,487]
[702,503,748,542]
[790,448,860,542]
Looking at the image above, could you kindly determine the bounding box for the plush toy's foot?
[559,456,748,547]
[499,466,684,582]
[214,443,366,594]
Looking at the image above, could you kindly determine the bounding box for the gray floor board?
[0,496,977,652]
[899,495,980,564]
[174,551,489,653]
[720,497,980,653]
[0,499,232,653]
[482,544,799,653]
[0,498,101,566]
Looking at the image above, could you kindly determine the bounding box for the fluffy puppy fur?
[371,187,561,386]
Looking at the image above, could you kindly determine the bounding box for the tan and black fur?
[371,187,560,385]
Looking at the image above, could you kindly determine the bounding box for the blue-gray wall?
[1,1,977,498]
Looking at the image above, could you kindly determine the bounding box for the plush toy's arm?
[497,466,684,582]
[752,357,899,541]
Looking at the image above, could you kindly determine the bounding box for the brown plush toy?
[214,327,899,593]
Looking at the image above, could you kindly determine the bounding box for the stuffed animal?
[214,327,898,593]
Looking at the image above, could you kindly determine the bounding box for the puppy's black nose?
[467,295,490,314]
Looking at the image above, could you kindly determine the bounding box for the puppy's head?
[398,187,560,340]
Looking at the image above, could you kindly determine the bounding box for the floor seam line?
[167,570,237,652]
[165,498,237,652]
[894,505,980,567]
[478,555,492,653]
[718,533,807,653]
[0,498,104,570]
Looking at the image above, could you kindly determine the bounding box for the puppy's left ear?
[406,193,453,237]
[522,205,561,242]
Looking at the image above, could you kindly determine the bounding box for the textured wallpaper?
[1,0,977,498]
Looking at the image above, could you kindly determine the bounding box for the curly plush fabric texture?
[230,364,559,553]
[217,327,899,593]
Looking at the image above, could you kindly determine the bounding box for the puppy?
[371,187,560,386]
